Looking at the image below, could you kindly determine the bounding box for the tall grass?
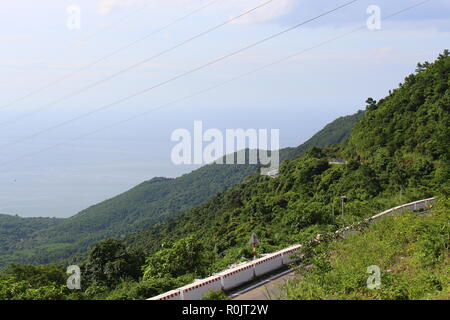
[281,197,449,300]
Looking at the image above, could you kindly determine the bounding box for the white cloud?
[227,0,297,24]
[0,34,31,42]
[99,0,145,15]
[98,0,298,23]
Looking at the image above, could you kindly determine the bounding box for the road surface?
[231,269,301,300]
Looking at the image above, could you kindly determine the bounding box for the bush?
[202,289,230,300]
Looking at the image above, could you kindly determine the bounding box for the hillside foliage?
[281,197,449,300]
[0,111,363,268]
[0,51,448,300]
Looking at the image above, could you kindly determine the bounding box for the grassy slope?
[281,197,449,300]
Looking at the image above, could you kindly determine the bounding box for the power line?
[0,0,358,152]
[0,0,157,110]
[0,0,431,168]
[0,0,273,128]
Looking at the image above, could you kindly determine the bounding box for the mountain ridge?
[0,109,364,268]
[0,51,447,300]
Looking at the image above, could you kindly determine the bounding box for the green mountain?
[0,110,364,268]
[0,51,447,300]
[0,215,63,254]
[281,110,364,161]
[129,51,448,258]
[0,163,258,267]
[99,51,447,299]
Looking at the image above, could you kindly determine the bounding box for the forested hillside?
[108,51,449,299]
[343,54,450,195]
[124,51,448,272]
[281,110,364,161]
[0,215,63,255]
[0,51,447,300]
[0,110,363,268]
[0,163,258,267]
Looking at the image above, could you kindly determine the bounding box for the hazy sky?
[0,0,449,217]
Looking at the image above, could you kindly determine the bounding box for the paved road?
[231,270,301,300]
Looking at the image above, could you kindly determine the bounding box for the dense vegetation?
[0,111,363,268]
[281,110,364,161]
[281,197,449,300]
[0,163,259,267]
[0,215,63,257]
[0,50,448,300]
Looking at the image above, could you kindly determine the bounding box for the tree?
[365,97,377,111]
[83,239,144,287]
[2,264,66,287]
[143,235,211,279]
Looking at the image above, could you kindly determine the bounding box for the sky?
[0,0,449,217]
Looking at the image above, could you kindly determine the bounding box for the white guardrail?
[147,197,435,300]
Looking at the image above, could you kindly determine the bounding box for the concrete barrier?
[179,276,222,300]
[219,262,255,291]
[147,289,181,301]
[254,253,283,277]
[280,245,302,264]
